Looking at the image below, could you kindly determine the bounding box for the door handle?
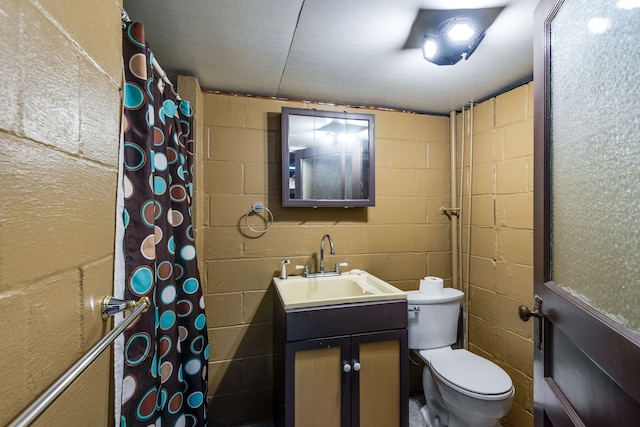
[518,295,544,351]
[518,305,542,321]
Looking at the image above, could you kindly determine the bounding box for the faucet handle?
[334,262,348,273]
[295,265,310,276]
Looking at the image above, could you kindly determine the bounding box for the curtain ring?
[244,202,274,234]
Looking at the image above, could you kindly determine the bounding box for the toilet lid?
[430,350,513,398]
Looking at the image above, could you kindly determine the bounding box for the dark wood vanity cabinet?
[273,298,408,427]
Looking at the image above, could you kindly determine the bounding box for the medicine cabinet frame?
[281,107,375,208]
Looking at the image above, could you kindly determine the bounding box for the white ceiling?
[123,0,538,114]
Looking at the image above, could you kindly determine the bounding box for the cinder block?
[208,323,272,362]
[0,0,21,134]
[38,0,122,81]
[468,314,497,355]
[500,363,534,412]
[496,194,533,229]
[495,294,534,340]
[507,331,534,377]
[426,198,452,225]
[202,160,243,195]
[416,169,450,197]
[1,137,117,286]
[203,225,244,260]
[79,57,121,166]
[242,227,309,258]
[414,224,451,252]
[496,262,534,302]
[471,194,495,227]
[0,291,29,426]
[80,256,116,349]
[369,197,428,224]
[415,114,449,143]
[496,85,528,127]
[504,402,534,427]
[470,99,494,134]
[245,97,303,130]
[25,271,83,398]
[469,256,497,291]
[203,93,246,128]
[469,226,496,259]
[238,354,273,390]
[472,130,496,165]
[22,1,80,153]
[497,228,533,266]
[383,139,427,169]
[208,387,273,426]
[502,118,534,160]
[245,161,280,196]
[32,351,111,427]
[377,168,416,197]
[209,194,261,226]
[209,359,242,394]
[469,285,497,323]
[496,157,531,195]
[375,110,416,140]
[204,293,243,327]
[209,127,267,163]
[243,291,273,324]
[471,162,495,195]
[207,258,279,293]
[427,251,451,280]
[426,141,450,170]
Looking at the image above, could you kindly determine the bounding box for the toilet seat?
[429,349,513,401]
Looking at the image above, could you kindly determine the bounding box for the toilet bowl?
[416,348,514,427]
[407,285,514,427]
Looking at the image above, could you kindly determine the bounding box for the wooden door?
[351,330,408,427]
[289,336,351,427]
[531,0,640,425]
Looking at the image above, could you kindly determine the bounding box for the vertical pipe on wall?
[464,102,475,350]
[450,111,459,292]
[459,108,465,292]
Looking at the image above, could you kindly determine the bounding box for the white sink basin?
[273,270,406,309]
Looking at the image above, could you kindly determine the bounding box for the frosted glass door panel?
[549,1,640,332]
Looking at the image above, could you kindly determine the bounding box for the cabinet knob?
[343,362,352,373]
[352,361,361,372]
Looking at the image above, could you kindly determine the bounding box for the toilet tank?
[406,288,464,350]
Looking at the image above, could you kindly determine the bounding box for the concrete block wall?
[198,92,451,425]
[0,0,123,425]
[457,82,535,427]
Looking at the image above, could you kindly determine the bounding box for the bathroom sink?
[273,270,406,309]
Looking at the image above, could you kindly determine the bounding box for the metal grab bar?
[9,297,150,427]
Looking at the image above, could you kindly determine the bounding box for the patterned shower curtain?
[116,21,208,426]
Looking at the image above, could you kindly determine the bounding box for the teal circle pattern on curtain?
[121,21,208,426]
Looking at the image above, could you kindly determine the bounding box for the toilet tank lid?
[430,349,513,396]
[406,288,463,304]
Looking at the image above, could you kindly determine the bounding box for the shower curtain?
[114,21,208,427]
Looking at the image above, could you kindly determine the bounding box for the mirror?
[281,108,375,207]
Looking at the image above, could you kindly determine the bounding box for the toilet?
[407,280,514,427]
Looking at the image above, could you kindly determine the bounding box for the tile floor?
[235,394,427,427]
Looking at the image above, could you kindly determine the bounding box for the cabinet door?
[351,330,408,427]
[288,336,351,427]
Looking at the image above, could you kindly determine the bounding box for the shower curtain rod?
[8,297,150,427]
[121,9,182,100]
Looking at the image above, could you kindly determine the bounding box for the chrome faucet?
[296,234,347,278]
[319,234,335,273]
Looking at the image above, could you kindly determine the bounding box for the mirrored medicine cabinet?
[281,107,375,207]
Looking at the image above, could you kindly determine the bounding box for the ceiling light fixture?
[422,16,485,66]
